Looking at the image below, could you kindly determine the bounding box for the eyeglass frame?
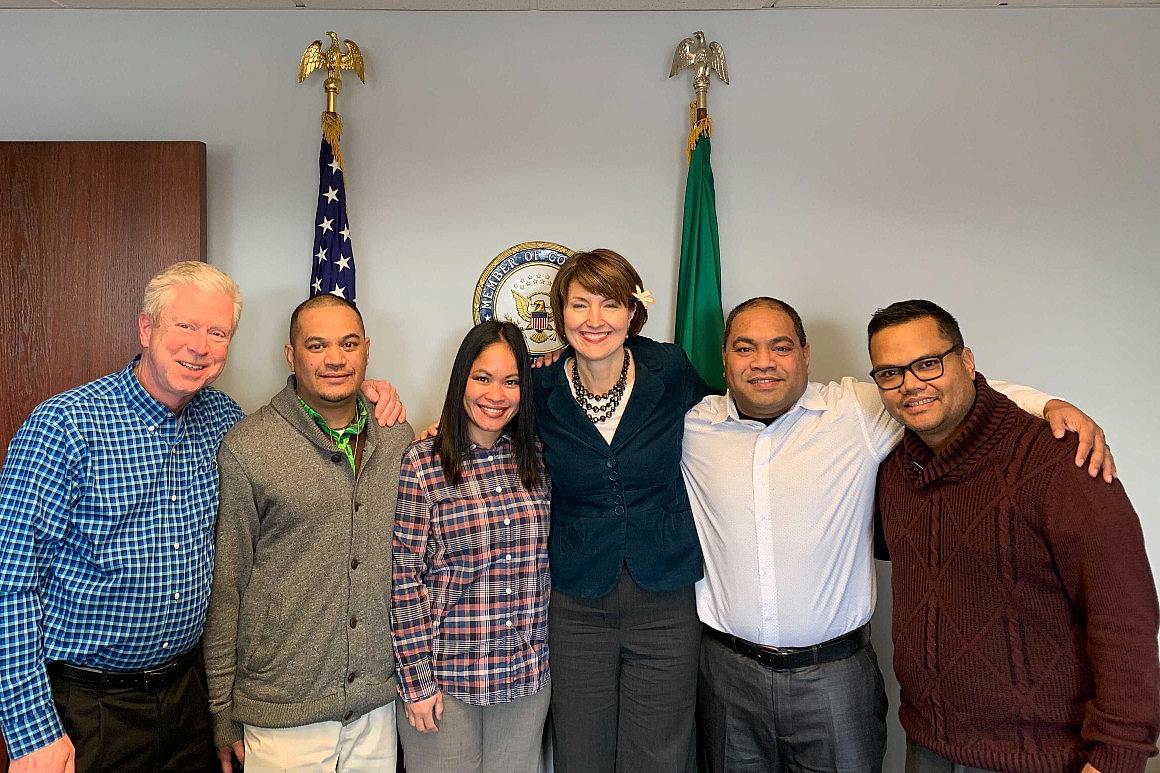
[869,344,964,391]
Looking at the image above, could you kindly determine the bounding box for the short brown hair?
[549,248,649,340]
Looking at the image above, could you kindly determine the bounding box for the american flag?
[309,134,356,303]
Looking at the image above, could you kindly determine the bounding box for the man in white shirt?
[682,296,1111,773]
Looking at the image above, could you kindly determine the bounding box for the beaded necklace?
[570,349,630,424]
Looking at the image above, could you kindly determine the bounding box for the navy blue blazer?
[532,336,710,598]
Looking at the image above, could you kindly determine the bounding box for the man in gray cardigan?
[203,295,414,773]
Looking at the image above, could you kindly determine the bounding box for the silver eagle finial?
[669,32,729,111]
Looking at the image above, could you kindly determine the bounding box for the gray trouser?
[697,631,887,773]
[396,685,550,773]
[548,571,701,773]
[904,743,1000,773]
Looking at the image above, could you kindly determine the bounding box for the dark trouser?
[548,570,700,773]
[48,659,217,773]
[697,632,887,773]
[904,743,999,773]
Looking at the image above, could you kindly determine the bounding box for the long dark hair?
[436,321,543,491]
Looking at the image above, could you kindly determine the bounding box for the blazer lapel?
[545,361,612,457]
[610,352,663,452]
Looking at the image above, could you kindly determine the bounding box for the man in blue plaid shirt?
[0,264,407,773]
[0,262,246,772]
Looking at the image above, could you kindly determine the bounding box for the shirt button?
[488,455,494,462]
[506,587,512,595]
[503,518,511,526]
[505,620,513,627]
[173,592,181,600]
[170,495,177,502]
[505,554,512,562]
[172,543,180,550]
[148,425,156,432]
[349,616,358,628]
[495,486,502,493]
[161,641,169,649]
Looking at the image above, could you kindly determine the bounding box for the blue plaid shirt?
[0,359,243,759]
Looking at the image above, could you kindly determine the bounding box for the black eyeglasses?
[869,345,963,390]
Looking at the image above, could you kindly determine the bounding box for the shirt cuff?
[397,657,437,703]
[2,698,66,761]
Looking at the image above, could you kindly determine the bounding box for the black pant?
[548,570,700,773]
[49,660,218,773]
[697,633,887,773]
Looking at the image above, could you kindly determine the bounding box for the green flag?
[675,125,725,391]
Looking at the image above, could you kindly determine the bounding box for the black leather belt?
[47,647,197,691]
[705,623,870,671]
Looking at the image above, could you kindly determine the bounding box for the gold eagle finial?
[668,31,729,111]
[298,31,365,115]
[299,31,365,85]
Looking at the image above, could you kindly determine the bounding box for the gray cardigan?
[203,378,414,747]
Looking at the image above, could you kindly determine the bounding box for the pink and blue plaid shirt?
[391,436,550,706]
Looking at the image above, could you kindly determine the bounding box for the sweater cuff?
[211,707,243,749]
[1088,743,1153,773]
[397,658,437,703]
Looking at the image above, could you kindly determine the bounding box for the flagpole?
[298,31,366,303]
[669,32,730,392]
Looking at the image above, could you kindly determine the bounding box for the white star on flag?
[316,247,327,263]
[328,157,342,175]
[336,254,351,272]
[318,216,333,234]
[329,286,346,298]
[339,225,351,243]
[312,278,323,293]
[323,187,339,203]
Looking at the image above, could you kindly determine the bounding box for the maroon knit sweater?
[876,374,1159,773]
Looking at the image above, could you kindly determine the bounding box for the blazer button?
[606,458,617,468]
[350,558,359,570]
[344,710,353,721]
[614,506,625,516]
[331,452,343,464]
[613,495,623,505]
[349,616,358,628]
[347,672,357,683]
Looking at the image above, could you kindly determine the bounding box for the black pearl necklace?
[571,349,631,424]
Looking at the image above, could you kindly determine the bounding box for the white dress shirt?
[682,377,1050,648]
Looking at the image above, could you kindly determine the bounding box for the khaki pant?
[242,702,398,773]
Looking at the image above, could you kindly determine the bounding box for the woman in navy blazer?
[533,249,710,773]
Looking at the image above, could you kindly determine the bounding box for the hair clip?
[632,285,656,307]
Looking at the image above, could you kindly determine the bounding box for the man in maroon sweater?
[868,299,1158,773]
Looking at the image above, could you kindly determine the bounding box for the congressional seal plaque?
[473,242,573,359]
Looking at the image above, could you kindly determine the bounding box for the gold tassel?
[322,111,345,172]
[686,102,713,162]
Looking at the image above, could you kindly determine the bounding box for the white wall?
[2,8,1158,769]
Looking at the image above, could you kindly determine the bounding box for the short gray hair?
[141,261,242,328]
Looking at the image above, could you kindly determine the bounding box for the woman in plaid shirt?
[391,321,551,773]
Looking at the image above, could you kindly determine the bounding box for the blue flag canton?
[309,139,356,303]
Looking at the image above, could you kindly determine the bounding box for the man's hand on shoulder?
[11,735,75,773]
[360,379,406,427]
[1042,399,1116,483]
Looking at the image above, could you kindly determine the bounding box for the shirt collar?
[119,356,188,427]
[714,382,828,426]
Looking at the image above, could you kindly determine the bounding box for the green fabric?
[675,133,726,392]
[297,396,367,472]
